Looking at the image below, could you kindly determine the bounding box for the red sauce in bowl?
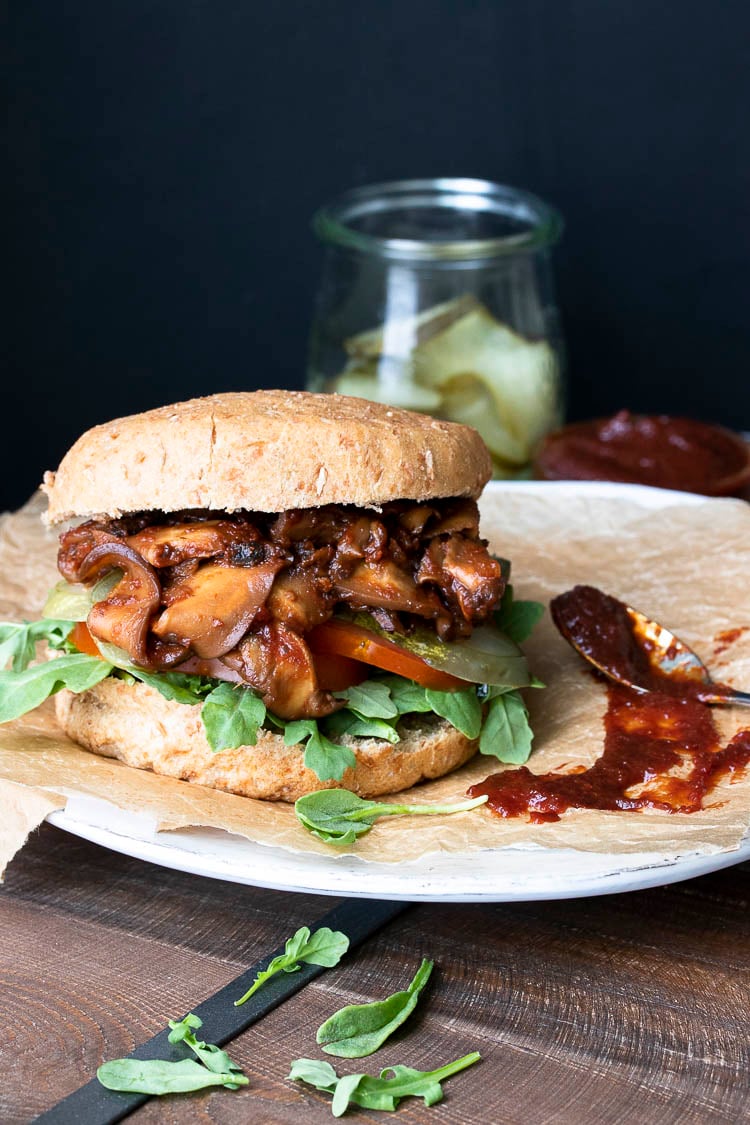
[535,410,750,497]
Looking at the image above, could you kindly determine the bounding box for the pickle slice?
[344,295,480,359]
[331,362,443,412]
[436,374,527,466]
[333,296,560,468]
[412,305,559,462]
[341,610,531,688]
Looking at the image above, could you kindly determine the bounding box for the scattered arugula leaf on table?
[294,788,488,847]
[234,926,350,1006]
[316,958,434,1058]
[288,1050,481,1114]
[167,1012,247,1081]
[97,1013,248,1095]
[97,1058,245,1095]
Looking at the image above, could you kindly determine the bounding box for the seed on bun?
[42,390,493,523]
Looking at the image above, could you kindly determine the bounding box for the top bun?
[42,390,493,522]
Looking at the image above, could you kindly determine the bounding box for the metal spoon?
[550,584,750,707]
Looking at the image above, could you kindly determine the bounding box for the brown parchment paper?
[1,488,750,878]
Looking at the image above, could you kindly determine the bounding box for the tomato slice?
[70,620,104,659]
[72,618,464,692]
[308,620,466,692]
[72,620,371,691]
[313,651,369,692]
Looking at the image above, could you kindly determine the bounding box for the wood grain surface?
[2,824,749,1124]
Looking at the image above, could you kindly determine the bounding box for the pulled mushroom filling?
[56,498,504,720]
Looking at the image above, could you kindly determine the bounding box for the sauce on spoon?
[469,586,750,822]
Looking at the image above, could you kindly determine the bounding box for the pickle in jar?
[332,296,560,474]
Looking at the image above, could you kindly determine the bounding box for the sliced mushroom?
[417,537,503,621]
[333,559,445,620]
[152,561,283,659]
[266,570,332,633]
[223,623,338,719]
[57,523,126,582]
[127,521,265,568]
[424,499,481,538]
[333,516,388,567]
[397,504,436,535]
[78,541,166,666]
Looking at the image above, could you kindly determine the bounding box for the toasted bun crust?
[54,678,478,801]
[42,390,492,523]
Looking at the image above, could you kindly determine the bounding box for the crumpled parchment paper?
[1,487,749,877]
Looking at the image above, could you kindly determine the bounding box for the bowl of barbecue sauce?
[535,410,750,498]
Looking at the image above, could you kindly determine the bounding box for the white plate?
[46,481,750,902]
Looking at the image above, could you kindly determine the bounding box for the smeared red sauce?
[714,626,748,657]
[470,685,750,822]
[469,585,750,823]
[535,410,750,497]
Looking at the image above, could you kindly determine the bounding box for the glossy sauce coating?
[469,684,750,822]
[549,584,716,699]
[470,586,750,822]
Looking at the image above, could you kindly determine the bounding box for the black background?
[5,1,749,512]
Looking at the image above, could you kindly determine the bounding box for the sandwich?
[0,390,540,801]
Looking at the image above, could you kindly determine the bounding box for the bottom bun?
[55,677,478,802]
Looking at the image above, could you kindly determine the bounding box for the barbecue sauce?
[534,411,750,497]
[469,586,750,823]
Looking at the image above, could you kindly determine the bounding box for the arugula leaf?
[200,682,267,751]
[335,681,398,720]
[234,926,349,1006]
[300,927,352,966]
[341,717,400,743]
[288,1050,481,1113]
[0,619,74,673]
[377,675,433,714]
[283,720,357,781]
[124,667,214,705]
[295,788,488,847]
[288,1057,339,1092]
[97,1057,247,1095]
[317,958,434,1058]
[167,1013,245,1083]
[325,709,400,744]
[98,1012,248,1095]
[494,585,545,645]
[425,686,482,740]
[0,653,113,723]
[166,1012,202,1038]
[479,689,534,763]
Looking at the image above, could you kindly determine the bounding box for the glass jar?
[307,178,565,479]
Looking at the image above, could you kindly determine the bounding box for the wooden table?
[3,824,748,1124]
